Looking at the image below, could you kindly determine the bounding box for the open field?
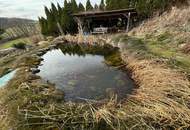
[0,38,32,49]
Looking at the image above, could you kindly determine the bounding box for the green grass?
[116,34,190,73]
[0,38,31,49]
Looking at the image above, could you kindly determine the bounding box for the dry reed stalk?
[121,51,190,129]
[64,34,98,44]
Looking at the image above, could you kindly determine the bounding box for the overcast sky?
[0,0,100,20]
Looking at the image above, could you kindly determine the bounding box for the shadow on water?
[38,43,135,102]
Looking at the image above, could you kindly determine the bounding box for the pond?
[0,70,16,88]
[38,44,135,101]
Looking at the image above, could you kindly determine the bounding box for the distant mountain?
[0,17,36,29]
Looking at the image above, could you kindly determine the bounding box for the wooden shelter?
[73,8,137,34]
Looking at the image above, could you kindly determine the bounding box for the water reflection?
[38,44,134,101]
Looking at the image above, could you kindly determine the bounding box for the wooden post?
[76,18,84,35]
[57,22,64,35]
[126,12,131,32]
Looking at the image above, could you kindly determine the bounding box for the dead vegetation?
[15,52,190,129]
[122,51,190,129]
[1,5,190,130]
[181,43,190,54]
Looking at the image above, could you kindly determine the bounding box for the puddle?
[38,44,135,101]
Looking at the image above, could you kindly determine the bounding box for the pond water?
[0,70,16,88]
[38,44,135,101]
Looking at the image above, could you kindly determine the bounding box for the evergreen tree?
[39,17,48,35]
[99,0,105,10]
[39,0,185,36]
[71,0,78,12]
[106,0,118,10]
[57,3,62,17]
[78,2,85,12]
[64,0,68,8]
[44,6,51,18]
[51,3,58,16]
[94,4,99,11]
[119,0,130,9]
[86,0,93,11]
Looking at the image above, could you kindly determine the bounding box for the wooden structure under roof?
[73,8,138,34]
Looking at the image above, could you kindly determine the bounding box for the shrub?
[0,28,5,35]
[29,34,44,44]
[12,42,26,49]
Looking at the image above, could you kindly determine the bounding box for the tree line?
[39,0,188,36]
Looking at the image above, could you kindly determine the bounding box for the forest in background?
[39,0,188,36]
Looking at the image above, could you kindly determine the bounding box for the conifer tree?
[106,0,118,10]
[99,0,105,10]
[86,0,93,11]
[71,0,78,12]
[119,0,130,9]
[78,2,85,12]
[94,4,99,11]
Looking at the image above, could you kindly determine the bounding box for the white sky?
[0,0,100,20]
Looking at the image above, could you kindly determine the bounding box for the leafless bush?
[29,34,44,44]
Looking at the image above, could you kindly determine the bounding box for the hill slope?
[127,6,190,73]
[0,17,36,29]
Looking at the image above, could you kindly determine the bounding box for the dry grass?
[0,103,9,130]
[181,43,190,54]
[16,55,190,129]
[29,34,44,44]
[121,51,190,129]
[64,34,98,44]
[10,37,190,130]
[130,6,190,37]
[1,6,190,129]
[18,97,126,130]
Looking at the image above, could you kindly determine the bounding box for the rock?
[7,68,13,73]
[35,56,44,61]
[28,74,41,80]
[36,51,46,56]
[31,68,40,74]
[44,47,50,51]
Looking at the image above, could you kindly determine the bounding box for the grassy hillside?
[0,17,39,40]
[127,6,190,73]
[0,17,35,29]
